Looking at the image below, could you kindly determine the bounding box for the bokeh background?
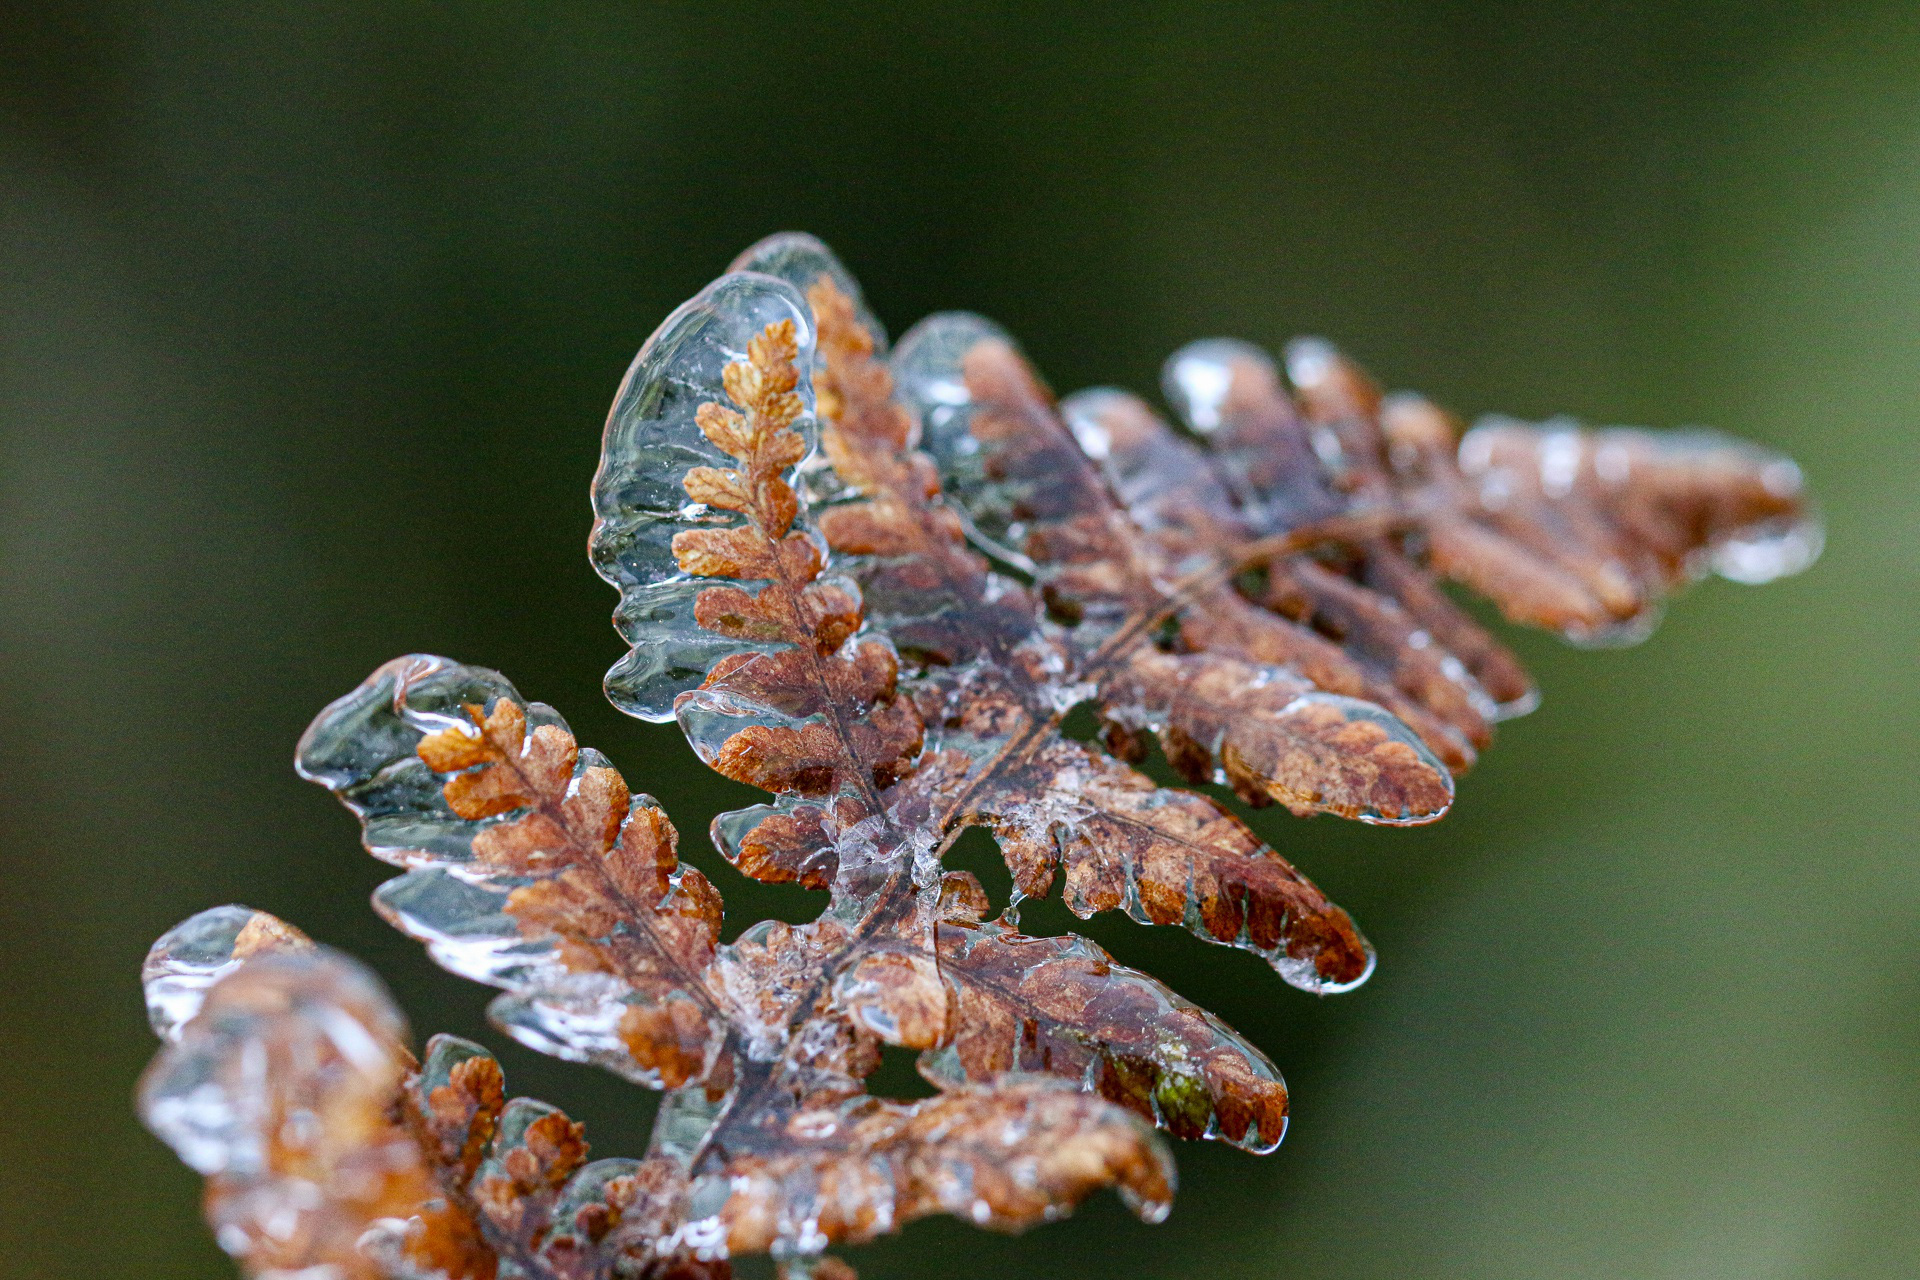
[3,4,1915,1277]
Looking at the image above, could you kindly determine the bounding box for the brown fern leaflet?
[138,232,1818,1279]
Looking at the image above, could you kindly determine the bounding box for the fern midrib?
[684,379,1398,1174]
[484,731,728,1029]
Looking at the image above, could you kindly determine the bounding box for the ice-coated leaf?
[892,308,1474,773]
[748,250,1390,942]
[592,264,930,906]
[762,242,1402,954]
[1453,411,1822,591]
[298,655,729,1089]
[136,929,458,1280]
[1097,649,1454,825]
[892,312,1169,629]
[399,1032,733,1279]
[406,1033,1148,1274]
[1286,337,1822,643]
[1160,337,1539,714]
[917,914,1292,1150]
[1064,385,1497,745]
[143,230,1821,1278]
[971,740,1378,988]
[745,235,1045,678]
[673,1078,1174,1259]
[590,271,824,719]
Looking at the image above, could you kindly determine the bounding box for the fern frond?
[139,231,1819,1279]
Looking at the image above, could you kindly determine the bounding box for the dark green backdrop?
[3,4,1914,1277]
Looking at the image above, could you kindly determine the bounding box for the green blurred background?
[2,3,1914,1277]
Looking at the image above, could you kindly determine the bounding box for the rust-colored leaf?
[835,946,950,1049]
[782,256,1403,988]
[626,291,932,906]
[137,928,492,1280]
[1162,338,1542,712]
[921,917,1291,1150]
[916,325,1479,776]
[699,1079,1174,1255]
[973,739,1376,986]
[1289,339,1818,641]
[1099,649,1454,825]
[297,657,728,1090]
[424,1053,507,1180]
[402,1035,730,1280]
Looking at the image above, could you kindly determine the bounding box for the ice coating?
[1065,384,1500,750]
[294,653,544,867]
[1061,385,1243,563]
[890,311,1047,572]
[1159,338,1522,714]
[141,904,312,1040]
[923,920,1292,1152]
[371,863,567,987]
[1161,337,1348,529]
[590,271,821,720]
[731,231,889,355]
[590,263,933,909]
[299,654,728,1090]
[137,940,434,1279]
[399,1032,724,1277]
[489,974,706,1088]
[414,1028,492,1096]
[1458,416,1824,590]
[666,1079,1177,1259]
[139,945,408,1174]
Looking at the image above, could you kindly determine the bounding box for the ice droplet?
[1712,517,1824,584]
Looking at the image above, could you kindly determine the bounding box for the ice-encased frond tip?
[590,271,821,721]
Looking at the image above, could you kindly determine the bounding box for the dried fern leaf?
[297,650,1164,1259]
[903,882,1292,1150]
[144,231,1822,1278]
[297,655,728,1090]
[682,1077,1173,1255]
[1285,337,1820,643]
[1162,337,1542,713]
[138,913,478,1280]
[971,736,1377,984]
[405,1034,734,1280]
[888,309,1467,793]
[590,269,929,907]
[138,909,742,1280]
[1062,385,1496,745]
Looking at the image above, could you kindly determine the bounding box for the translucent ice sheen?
[590,271,821,719]
[890,311,1039,571]
[138,946,409,1177]
[141,905,311,1041]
